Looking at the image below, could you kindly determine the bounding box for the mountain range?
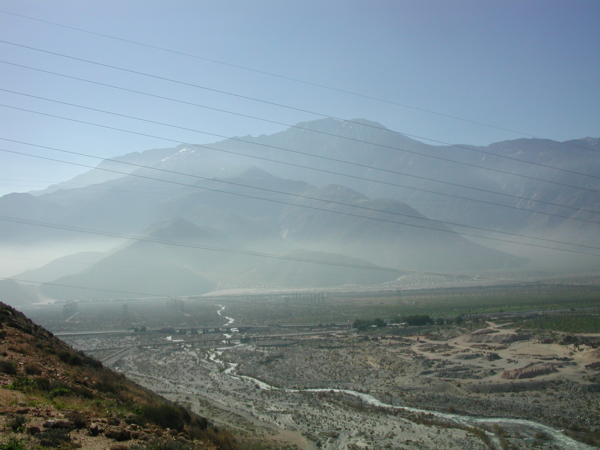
[1,118,598,301]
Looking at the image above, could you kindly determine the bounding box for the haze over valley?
[2,120,599,302]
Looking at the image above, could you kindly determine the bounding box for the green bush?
[0,438,27,450]
[50,387,72,398]
[394,314,434,326]
[9,378,34,391]
[7,414,27,431]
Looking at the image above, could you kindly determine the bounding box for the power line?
[0,177,559,209]
[0,8,593,151]
[4,101,600,222]
[2,40,599,184]
[2,147,600,257]
[0,215,405,273]
[1,73,598,184]
[1,255,306,276]
[10,137,600,250]
[1,69,598,218]
[7,144,600,253]
[0,275,167,298]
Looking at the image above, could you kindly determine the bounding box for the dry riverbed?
[60,322,600,450]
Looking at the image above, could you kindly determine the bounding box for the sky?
[0,0,599,197]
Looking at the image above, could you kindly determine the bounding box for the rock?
[88,424,103,436]
[108,417,121,426]
[16,408,30,414]
[502,364,558,380]
[105,427,131,441]
[27,426,41,435]
[169,429,179,436]
[52,419,73,429]
[65,411,89,429]
[131,431,140,439]
[17,401,26,407]
[43,420,55,428]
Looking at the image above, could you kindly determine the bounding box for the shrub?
[9,378,35,391]
[0,359,17,375]
[57,351,71,363]
[68,354,83,366]
[71,385,95,399]
[57,350,83,366]
[7,414,27,431]
[82,354,102,369]
[34,428,73,448]
[34,377,51,391]
[66,411,89,429]
[50,387,72,398]
[140,403,191,431]
[24,363,42,376]
[128,442,201,450]
[206,427,237,450]
[0,438,27,450]
[394,314,434,326]
[8,345,31,356]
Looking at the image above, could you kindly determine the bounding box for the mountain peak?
[236,166,278,181]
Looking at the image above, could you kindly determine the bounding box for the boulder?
[105,427,131,441]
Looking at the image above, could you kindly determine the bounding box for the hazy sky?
[1,0,599,197]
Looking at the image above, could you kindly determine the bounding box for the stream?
[205,306,594,449]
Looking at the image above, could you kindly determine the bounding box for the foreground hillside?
[0,301,256,450]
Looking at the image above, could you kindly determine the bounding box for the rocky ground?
[0,302,251,450]
[68,320,600,450]
[21,296,600,450]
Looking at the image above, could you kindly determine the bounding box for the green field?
[221,284,600,328]
[517,314,600,333]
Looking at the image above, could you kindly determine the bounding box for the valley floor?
[59,321,600,450]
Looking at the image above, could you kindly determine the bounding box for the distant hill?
[0,279,39,307]
[16,251,106,284]
[279,184,528,272]
[37,218,400,299]
[39,219,219,301]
